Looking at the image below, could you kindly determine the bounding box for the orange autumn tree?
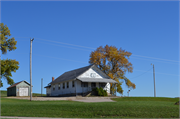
[89,45,136,94]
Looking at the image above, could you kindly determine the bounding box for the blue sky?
[1,1,179,97]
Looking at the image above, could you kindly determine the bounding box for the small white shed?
[7,80,31,96]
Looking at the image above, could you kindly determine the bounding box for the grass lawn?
[1,90,7,97]
[1,91,179,118]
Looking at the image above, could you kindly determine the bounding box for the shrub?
[93,87,107,96]
[103,90,108,96]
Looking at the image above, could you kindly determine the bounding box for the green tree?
[89,45,136,94]
[0,23,19,87]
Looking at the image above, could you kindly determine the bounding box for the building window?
[53,85,55,91]
[72,81,75,87]
[81,82,88,87]
[58,83,60,90]
[67,82,69,88]
[63,83,65,89]
[91,83,96,88]
[99,83,106,88]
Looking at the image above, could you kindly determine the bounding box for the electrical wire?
[153,72,179,77]
[35,37,96,50]
[132,54,179,63]
[35,41,92,52]
[33,54,87,64]
[132,69,179,77]
[129,68,153,79]
[35,41,178,66]
[130,57,179,65]
[14,36,179,63]
[2,52,178,77]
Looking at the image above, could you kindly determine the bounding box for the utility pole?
[73,71,77,97]
[127,90,130,97]
[30,38,34,101]
[151,64,156,97]
[41,78,43,97]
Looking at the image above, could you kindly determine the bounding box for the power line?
[132,54,179,63]
[154,72,179,77]
[2,51,178,66]
[2,52,178,77]
[35,41,92,52]
[33,54,87,64]
[35,37,96,50]
[133,69,179,77]
[35,39,179,64]
[130,57,179,65]
[15,37,96,49]
[35,41,179,65]
[36,41,178,65]
[15,36,179,63]
[130,67,153,79]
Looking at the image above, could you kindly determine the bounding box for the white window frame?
[63,83,65,89]
[53,85,55,91]
[72,81,75,87]
[67,82,69,88]
[58,83,60,90]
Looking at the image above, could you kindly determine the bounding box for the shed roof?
[50,64,93,84]
[7,80,30,89]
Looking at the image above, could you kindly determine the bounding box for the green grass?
[1,96,179,118]
[1,90,7,97]
[112,96,179,102]
[0,90,46,97]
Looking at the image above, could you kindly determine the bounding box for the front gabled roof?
[50,64,94,84]
[7,80,30,89]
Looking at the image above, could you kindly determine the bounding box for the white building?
[44,64,117,96]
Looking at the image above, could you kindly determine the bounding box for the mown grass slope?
[1,90,7,97]
[112,96,179,102]
[1,96,179,118]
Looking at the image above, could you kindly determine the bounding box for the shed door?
[19,88,28,96]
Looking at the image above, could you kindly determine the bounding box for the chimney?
[52,77,54,82]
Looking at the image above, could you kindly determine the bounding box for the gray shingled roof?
[50,64,117,84]
[44,85,51,88]
[50,64,93,84]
